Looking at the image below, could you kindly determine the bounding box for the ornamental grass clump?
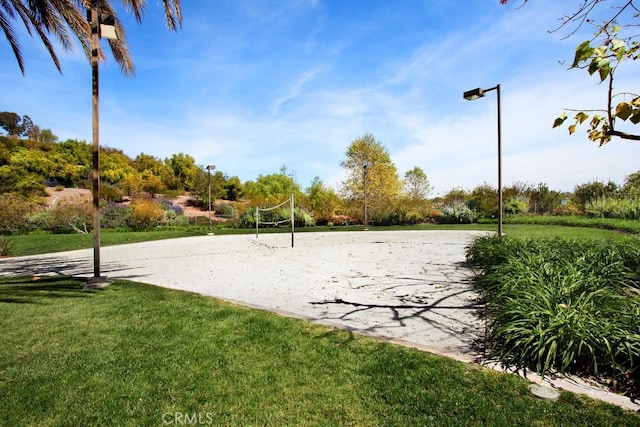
[466,236,640,391]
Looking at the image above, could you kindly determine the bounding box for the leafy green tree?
[141,172,166,197]
[223,176,243,201]
[525,182,562,214]
[468,183,498,218]
[189,168,225,207]
[244,172,303,206]
[340,133,402,223]
[573,180,619,209]
[2,0,182,75]
[440,187,468,206]
[306,177,340,225]
[403,166,432,201]
[39,128,59,143]
[621,170,640,199]
[0,112,22,136]
[134,153,176,190]
[55,139,91,167]
[165,153,200,191]
[100,148,135,184]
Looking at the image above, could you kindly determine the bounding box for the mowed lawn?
[0,276,638,426]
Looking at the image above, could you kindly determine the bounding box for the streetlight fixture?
[86,3,117,288]
[463,84,503,237]
[206,165,216,235]
[363,161,369,231]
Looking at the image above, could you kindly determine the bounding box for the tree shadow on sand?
[309,261,487,355]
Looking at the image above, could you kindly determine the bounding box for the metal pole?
[255,206,259,239]
[91,2,101,280]
[363,163,368,231]
[496,84,503,237]
[208,168,212,233]
[290,193,294,248]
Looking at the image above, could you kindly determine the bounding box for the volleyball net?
[255,194,295,247]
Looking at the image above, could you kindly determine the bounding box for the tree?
[165,153,200,191]
[403,166,432,201]
[340,133,402,223]
[0,111,22,136]
[2,0,182,75]
[243,171,302,206]
[573,179,619,208]
[222,176,243,201]
[501,1,640,143]
[525,182,562,214]
[39,128,59,143]
[468,183,498,218]
[553,21,640,144]
[306,177,340,225]
[621,170,640,198]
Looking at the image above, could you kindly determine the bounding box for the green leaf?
[572,40,594,67]
[574,112,589,124]
[598,61,611,81]
[611,39,626,61]
[552,113,567,128]
[631,112,640,125]
[568,124,576,135]
[615,102,633,121]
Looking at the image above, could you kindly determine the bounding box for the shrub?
[436,201,476,224]
[0,193,33,234]
[294,207,315,227]
[214,202,236,219]
[127,197,164,230]
[328,214,357,226]
[102,203,131,229]
[0,235,14,256]
[51,195,92,233]
[584,196,640,220]
[504,195,529,215]
[466,235,640,390]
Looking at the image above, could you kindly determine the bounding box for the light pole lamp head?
[87,9,118,40]
[463,87,485,101]
[206,165,216,171]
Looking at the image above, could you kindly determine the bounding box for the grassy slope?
[0,277,637,425]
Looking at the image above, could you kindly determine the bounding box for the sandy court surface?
[0,230,487,360]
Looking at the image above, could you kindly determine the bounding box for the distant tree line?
[1,120,639,235]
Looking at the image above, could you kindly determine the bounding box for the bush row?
[465,235,640,394]
[479,214,640,234]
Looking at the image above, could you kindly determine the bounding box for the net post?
[255,206,259,239]
[290,193,294,248]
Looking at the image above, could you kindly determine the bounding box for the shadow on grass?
[0,275,94,304]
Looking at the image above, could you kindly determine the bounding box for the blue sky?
[1,0,639,195]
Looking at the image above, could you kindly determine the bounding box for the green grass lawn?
[0,276,637,426]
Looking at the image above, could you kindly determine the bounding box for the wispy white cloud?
[1,0,638,195]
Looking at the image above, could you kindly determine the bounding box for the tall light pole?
[363,161,369,231]
[463,84,503,237]
[87,3,117,287]
[206,165,216,235]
